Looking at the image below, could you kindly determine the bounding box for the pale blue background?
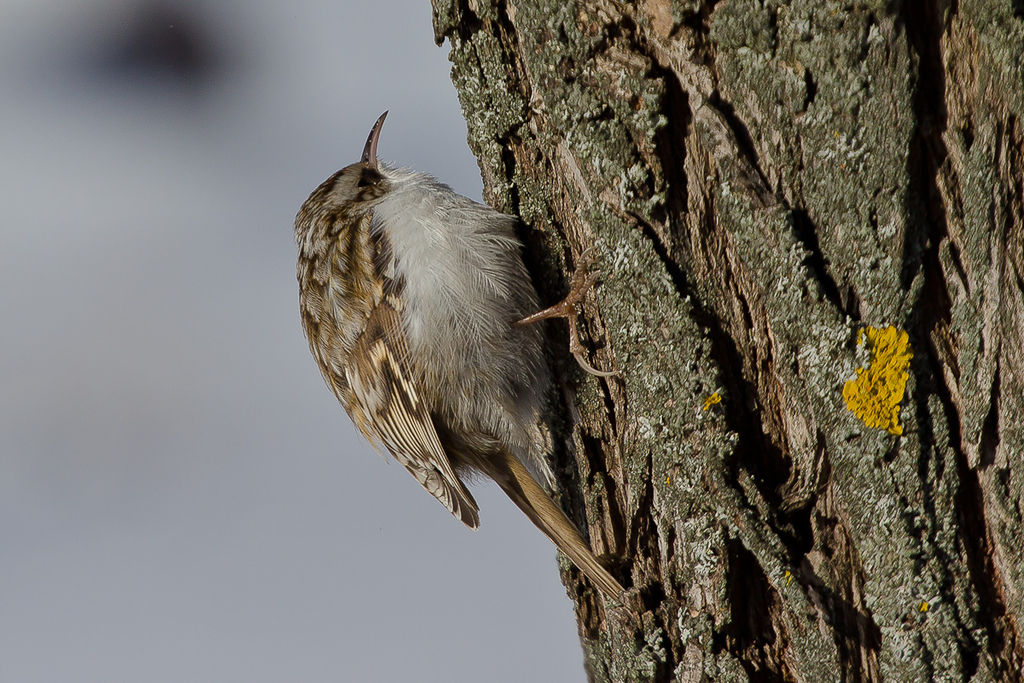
[0,1,585,680]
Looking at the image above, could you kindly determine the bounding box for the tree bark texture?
[430,1,1024,680]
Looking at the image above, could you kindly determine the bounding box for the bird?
[294,111,623,597]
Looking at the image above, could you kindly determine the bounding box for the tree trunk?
[430,0,1024,679]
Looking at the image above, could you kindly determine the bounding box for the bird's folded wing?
[345,295,480,529]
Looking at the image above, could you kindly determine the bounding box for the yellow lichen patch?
[703,392,722,410]
[842,326,913,435]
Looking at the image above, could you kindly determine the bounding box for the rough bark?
[430,0,1024,680]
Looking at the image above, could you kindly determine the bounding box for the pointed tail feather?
[490,450,624,597]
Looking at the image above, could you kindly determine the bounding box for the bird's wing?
[344,294,480,529]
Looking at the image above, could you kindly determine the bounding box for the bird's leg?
[515,257,618,378]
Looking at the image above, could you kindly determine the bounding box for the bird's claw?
[516,254,618,378]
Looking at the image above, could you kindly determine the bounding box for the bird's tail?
[487,449,624,598]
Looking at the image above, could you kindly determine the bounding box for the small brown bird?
[295,112,623,597]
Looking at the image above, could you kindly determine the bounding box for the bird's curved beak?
[360,111,388,170]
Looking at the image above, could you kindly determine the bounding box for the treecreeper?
[294,111,623,597]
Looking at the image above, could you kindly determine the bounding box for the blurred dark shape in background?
[87,1,228,90]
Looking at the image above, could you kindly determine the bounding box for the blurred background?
[0,1,585,680]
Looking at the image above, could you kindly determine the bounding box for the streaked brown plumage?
[295,112,623,597]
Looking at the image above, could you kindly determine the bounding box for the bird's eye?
[358,168,383,188]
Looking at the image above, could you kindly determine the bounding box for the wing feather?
[345,297,479,529]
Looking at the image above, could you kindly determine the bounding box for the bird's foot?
[515,251,617,378]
